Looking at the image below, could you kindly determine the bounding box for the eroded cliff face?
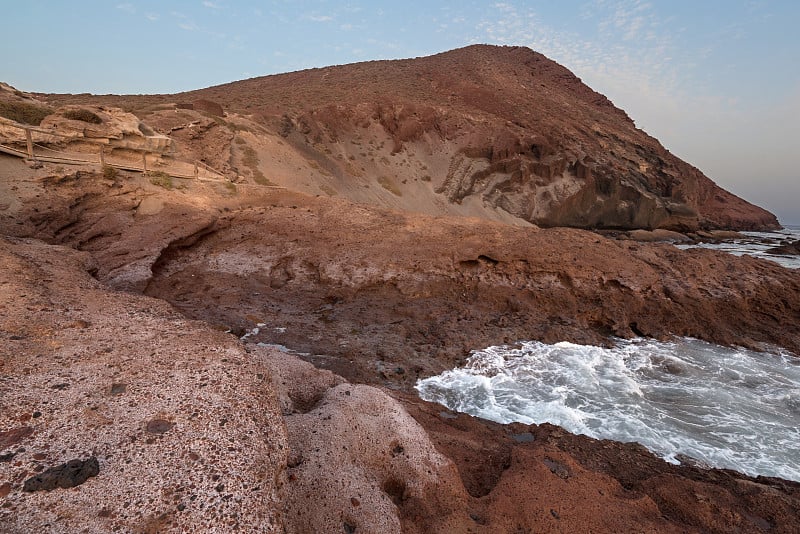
[39,45,779,231]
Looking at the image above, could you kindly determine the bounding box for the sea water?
[416,338,800,481]
[677,225,800,269]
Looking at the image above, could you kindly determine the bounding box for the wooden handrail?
[0,116,229,181]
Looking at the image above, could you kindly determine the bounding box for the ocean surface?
[417,338,800,481]
[676,225,800,269]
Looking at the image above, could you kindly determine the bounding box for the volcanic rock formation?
[41,45,779,231]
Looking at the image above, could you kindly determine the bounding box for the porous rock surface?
[0,236,287,532]
[279,377,468,533]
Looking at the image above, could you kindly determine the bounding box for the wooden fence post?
[25,128,33,158]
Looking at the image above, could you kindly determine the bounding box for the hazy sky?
[2,1,798,224]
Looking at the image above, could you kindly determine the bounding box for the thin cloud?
[116,3,135,14]
[171,11,200,32]
[471,0,797,221]
[307,14,334,22]
[202,1,221,9]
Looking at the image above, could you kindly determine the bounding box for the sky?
[2,1,798,224]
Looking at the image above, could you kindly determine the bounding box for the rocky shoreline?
[1,160,799,532]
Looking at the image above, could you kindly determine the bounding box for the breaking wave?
[416,338,800,481]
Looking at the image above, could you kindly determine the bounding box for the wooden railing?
[0,118,228,182]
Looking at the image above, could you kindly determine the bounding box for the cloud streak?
[307,14,334,22]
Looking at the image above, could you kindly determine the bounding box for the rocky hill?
[41,45,778,231]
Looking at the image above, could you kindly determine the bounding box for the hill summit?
[182,44,778,231]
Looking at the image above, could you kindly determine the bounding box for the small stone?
[550,509,560,519]
[351,497,360,507]
[470,513,487,525]
[0,483,11,498]
[543,458,571,479]
[0,426,33,449]
[511,432,534,443]
[146,419,173,434]
[110,383,127,396]
[32,411,42,418]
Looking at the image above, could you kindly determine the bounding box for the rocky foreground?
[1,159,799,533]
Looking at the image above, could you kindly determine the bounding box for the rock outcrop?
[0,86,172,155]
[0,236,287,532]
[767,239,800,256]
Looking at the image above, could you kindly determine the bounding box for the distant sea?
[677,225,800,269]
[417,225,800,482]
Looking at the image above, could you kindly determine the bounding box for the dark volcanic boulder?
[23,457,100,492]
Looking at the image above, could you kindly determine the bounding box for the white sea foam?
[416,338,800,481]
